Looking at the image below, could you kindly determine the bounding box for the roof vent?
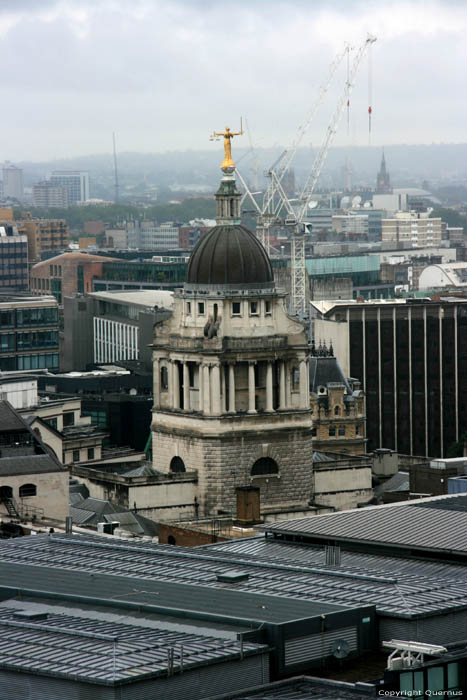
[13,610,49,621]
[216,570,249,584]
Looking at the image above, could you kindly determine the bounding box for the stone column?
[279,360,286,410]
[183,362,190,411]
[172,360,180,409]
[299,358,309,409]
[221,364,226,413]
[211,363,221,415]
[153,357,160,409]
[198,363,203,412]
[203,364,211,414]
[248,361,257,414]
[228,363,236,413]
[285,360,291,408]
[266,361,274,412]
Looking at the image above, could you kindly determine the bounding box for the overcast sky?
[2,0,466,161]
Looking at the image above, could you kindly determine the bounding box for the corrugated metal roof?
[0,557,353,623]
[261,494,467,556]
[0,606,266,685]
[206,675,371,699]
[0,534,466,619]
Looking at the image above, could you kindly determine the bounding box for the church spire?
[376,148,392,194]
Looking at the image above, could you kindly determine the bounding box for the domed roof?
[186,224,274,288]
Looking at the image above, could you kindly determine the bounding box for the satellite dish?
[331,639,350,659]
[363,200,372,208]
[340,196,350,207]
[308,200,319,209]
[352,196,362,208]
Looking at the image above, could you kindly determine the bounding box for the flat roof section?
[0,606,266,686]
[261,494,467,558]
[0,534,466,619]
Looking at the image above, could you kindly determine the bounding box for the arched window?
[170,456,186,473]
[251,457,279,476]
[167,535,176,545]
[19,483,37,498]
[160,365,168,390]
[334,406,340,416]
[0,486,13,501]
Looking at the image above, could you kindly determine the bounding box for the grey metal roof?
[374,471,409,496]
[0,606,265,686]
[261,494,467,556]
[0,453,65,476]
[69,492,85,506]
[309,356,351,394]
[206,676,373,700]
[0,533,466,619]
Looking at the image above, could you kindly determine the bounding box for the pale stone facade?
[152,167,314,518]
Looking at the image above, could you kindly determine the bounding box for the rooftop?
[0,605,265,686]
[261,493,467,559]
[0,532,466,619]
[91,289,174,309]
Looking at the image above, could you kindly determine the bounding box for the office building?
[382,212,442,248]
[2,164,23,201]
[127,220,180,249]
[0,294,59,371]
[312,297,467,457]
[50,170,89,204]
[332,213,369,239]
[30,251,118,304]
[62,289,173,371]
[32,181,68,208]
[0,223,28,291]
[18,218,69,262]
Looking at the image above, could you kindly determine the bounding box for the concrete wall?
[313,465,373,510]
[0,469,69,521]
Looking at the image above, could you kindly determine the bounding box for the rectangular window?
[250,301,258,315]
[338,425,346,436]
[198,302,205,315]
[186,302,191,315]
[87,447,95,460]
[63,412,75,427]
[72,449,80,462]
[328,426,336,437]
[265,300,271,315]
[232,301,241,316]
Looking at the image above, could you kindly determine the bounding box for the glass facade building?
[0,225,28,291]
[0,296,59,371]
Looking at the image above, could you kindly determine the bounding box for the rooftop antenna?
[112,132,119,204]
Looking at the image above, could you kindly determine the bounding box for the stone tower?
[376,150,392,194]
[151,163,314,518]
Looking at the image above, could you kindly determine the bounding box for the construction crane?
[290,34,377,318]
[237,45,351,255]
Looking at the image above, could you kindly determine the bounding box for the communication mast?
[112,132,119,204]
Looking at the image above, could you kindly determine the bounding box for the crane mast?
[290,34,377,319]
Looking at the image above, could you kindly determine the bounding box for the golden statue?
[211,121,243,169]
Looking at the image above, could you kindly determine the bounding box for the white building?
[50,171,89,204]
[92,290,173,364]
[419,262,467,290]
[2,164,24,201]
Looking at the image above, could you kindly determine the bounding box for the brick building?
[30,252,119,304]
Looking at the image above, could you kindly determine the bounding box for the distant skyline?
[2,0,467,161]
